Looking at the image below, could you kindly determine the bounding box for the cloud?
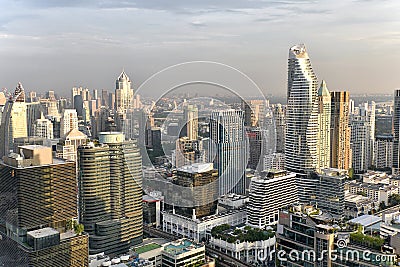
[190,20,206,27]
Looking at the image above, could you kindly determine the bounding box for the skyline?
[1,0,400,96]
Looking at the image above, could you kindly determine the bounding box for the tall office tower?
[122,109,139,141]
[82,88,91,101]
[246,129,263,170]
[350,116,372,173]
[92,107,111,138]
[349,98,355,114]
[317,168,347,220]
[360,101,376,140]
[133,94,142,109]
[101,89,109,107]
[50,115,61,138]
[56,129,87,162]
[394,90,400,174]
[57,98,68,113]
[173,163,218,220]
[0,83,28,157]
[46,90,56,100]
[34,113,54,139]
[78,132,143,256]
[109,93,116,111]
[124,109,148,148]
[0,145,88,266]
[40,98,59,117]
[26,102,43,136]
[73,94,84,118]
[272,104,286,153]
[175,137,204,168]
[71,86,83,107]
[182,104,198,140]
[247,170,297,228]
[374,135,393,170]
[115,70,134,114]
[60,109,78,137]
[27,91,37,102]
[92,89,98,100]
[262,107,277,163]
[285,44,319,173]
[242,99,266,127]
[209,109,247,195]
[330,91,351,170]
[317,80,331,172]
[146,127,162,150]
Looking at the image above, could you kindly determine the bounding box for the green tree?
[389,194,400,206]
[348,168,354,179]
[74,223,84,235]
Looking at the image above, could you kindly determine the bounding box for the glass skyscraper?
[285,44,319,173]
[209,109,247,196]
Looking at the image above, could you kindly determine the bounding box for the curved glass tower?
[285,44,319,173]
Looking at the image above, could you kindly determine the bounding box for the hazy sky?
[0,0,399,97]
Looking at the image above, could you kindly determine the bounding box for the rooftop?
[177,162,214,174]
[19,144,50,150]
[163,239,202,256]
[134,243,161,254]
[27,227,59,239]
[349,215,381,227]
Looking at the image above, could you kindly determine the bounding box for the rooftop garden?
[211,224,275,243]
[134,243,161,254]
[350,226,384,251]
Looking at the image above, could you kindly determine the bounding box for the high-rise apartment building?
[115,70,134,113]
[181,104,198,140]
[317,80,331,172]
[60,109,78,138]
[330,91,351,170]
[78,132,142,256]
[374,134,393,170]
[285,44,319,173]
[0,82,28,158]
[247,170,297,228]
[0,145,88,266]
[272,104,286,153]
[34,113,54,139]
[393,89,400,174]
[351,116,372,173]
[209,109,247,195]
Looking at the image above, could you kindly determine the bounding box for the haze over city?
[1,0,400,96]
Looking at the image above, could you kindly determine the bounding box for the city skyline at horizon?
[1,0,400,96]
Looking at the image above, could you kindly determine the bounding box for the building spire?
[14,82,26,102]
[318,80,330,96]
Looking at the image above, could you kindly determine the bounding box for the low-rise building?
[344,192,376,219]
[218,194,248,210]
[347,181,399,206]
[162,239,213,267]
[276,204,397,267]
[162,207,246,242]
[209,225,275,265]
